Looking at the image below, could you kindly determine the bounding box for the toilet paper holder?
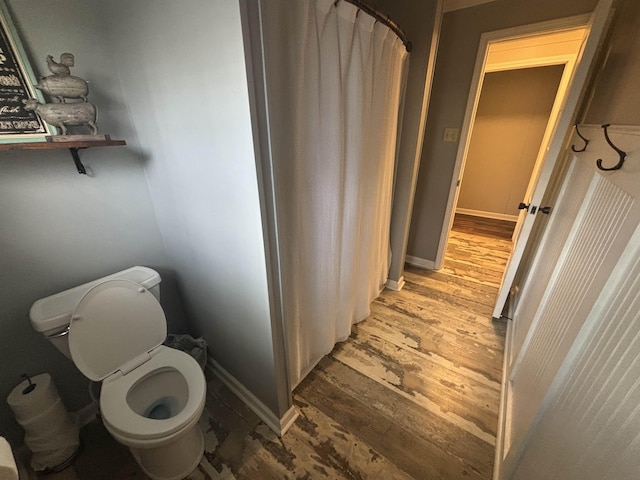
[20,374,36,395]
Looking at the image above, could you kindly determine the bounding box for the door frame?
[433,14,592,272]
[473,54,579,244]
[492,1,616,476]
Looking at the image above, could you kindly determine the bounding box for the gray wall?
[1,0,287,445]
[584,0,640,125]
[0,0,188,445]
[374,0,441,282]
[457,66,563,217]
[98,0,285,416]
[407,0,598,262]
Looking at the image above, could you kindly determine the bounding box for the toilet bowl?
[30,269,207,480]
[99,347,206,480]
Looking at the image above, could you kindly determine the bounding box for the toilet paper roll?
[7,374,59,421]
[31,443,78,473]
[24,419,79,450]
[28,421,79,472]
[7,374,79,471]
[26,420,79,471]
[16,398,68,435]
[0,437,18,480]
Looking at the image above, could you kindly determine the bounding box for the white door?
[492,0,614,318]
[510,221,640,479]
[500,125,640,478]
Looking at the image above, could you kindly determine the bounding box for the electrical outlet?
[443,128,459,142]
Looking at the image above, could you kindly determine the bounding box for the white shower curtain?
[263,0,409,387]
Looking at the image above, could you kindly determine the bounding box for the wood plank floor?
[31,214,513,480]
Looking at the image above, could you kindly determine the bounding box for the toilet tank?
[30,266,161,358]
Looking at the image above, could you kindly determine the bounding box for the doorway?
[450,64,566,285]
[435,22,590,317]
[456,65,565,226]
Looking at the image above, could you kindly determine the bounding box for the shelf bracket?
[69,147,87,174]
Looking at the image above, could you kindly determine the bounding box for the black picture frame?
[0,0,53,143]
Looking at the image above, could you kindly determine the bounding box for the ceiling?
[443,0,499,13]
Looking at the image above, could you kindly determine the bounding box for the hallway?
[205,213,513,479]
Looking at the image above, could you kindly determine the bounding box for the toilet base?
[129,423,204,480]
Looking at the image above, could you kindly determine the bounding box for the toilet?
[29,267,206,480]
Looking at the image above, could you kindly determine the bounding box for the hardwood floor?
[441,215,515,288]
[33,214,513,480]
[282,214,512,479]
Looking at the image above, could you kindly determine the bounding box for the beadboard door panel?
[508,170,637,454]
[513,222,640,480]
[498,124,640,478]
[508,153,593,367]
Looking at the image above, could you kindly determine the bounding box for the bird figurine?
[46,53,74,77]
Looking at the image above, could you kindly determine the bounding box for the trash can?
[163,334,208,370]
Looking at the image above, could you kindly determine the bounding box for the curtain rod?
[339,0,412,52]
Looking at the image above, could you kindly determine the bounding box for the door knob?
[538,206,552,214]
[518,202,529,210]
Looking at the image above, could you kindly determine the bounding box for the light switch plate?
[443,128,459,142]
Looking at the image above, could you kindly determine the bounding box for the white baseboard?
[206,358,298,437]
[405,255,436,270]
[456,208,518,223]
[386,276,405,291]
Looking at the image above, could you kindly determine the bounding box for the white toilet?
[29,267,206,480]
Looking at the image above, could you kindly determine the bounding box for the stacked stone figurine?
[22,53,98,136]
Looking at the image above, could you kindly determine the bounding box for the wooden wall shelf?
[0,138,126,174]
[0,139,125,151]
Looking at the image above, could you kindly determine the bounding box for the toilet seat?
[100,346,206,441]
[69,279,167,381]
[68,279,206,442]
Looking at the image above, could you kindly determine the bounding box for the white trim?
[388,0,444,285]
[386,276,406,291]
[207,358,299,437]
[493,317,513,480]
[575,124,640,136]
[444,0,498,13]
[405,255,436,270]
[492,2,613,319]
[505,55,577,248]
[481,14,591,43]
[278,404,300,435]
[456,208,518,223]
[494,3,616,475]
[239,0,293,422]
[485,53,575,73]
[434,13,592,271]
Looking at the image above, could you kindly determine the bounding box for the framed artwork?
[0,0,53,143]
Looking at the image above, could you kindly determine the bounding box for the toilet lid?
[69,279,167,381]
